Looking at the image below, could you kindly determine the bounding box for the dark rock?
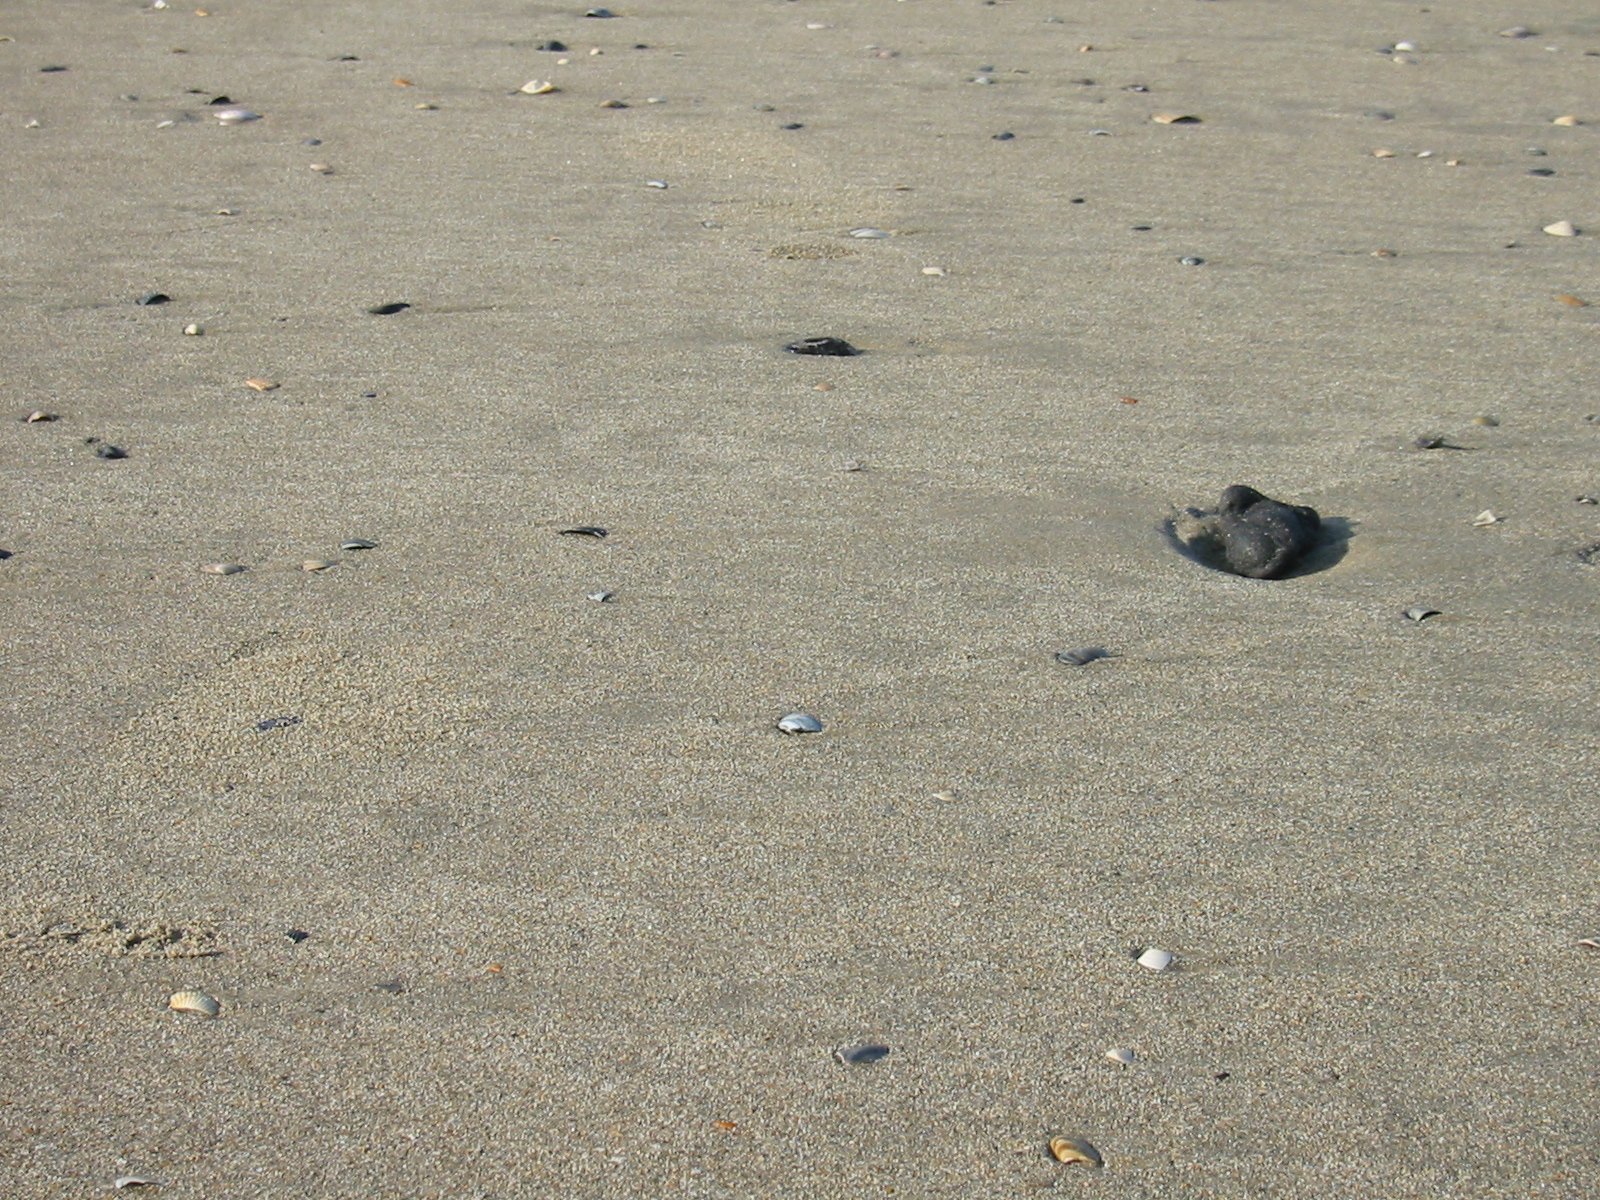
[135,292,170,306]
[94,443,128,460]
[366,301,409,315]
[1209,485,1321,578]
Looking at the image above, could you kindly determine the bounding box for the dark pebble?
[0,550,12,561]
[1528,167,1556,176]
[538,40,567,51]
[208,95,232,105]
[366,302,410,315]
[1576,542,1600,566]
[94,443,127,460]
[255,715,302,732]
[993,130,1016,141]
[558,526,609,539]
[335,54,360,61]
[304,137,322,146]
[781,122,804,130]
[784,336,859,357]
[1070,197,1086,204]
[834,1043,891,1065]
[374,979,407,994]
[1179,255,1205,266]
[285,928,310,943]
[39,65,69,73]
[1131,224,1153,232]
[1055,647,1112,667]
[1207,485,1321,579]
[136,292,171,306]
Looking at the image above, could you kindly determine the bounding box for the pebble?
[213,107,260,125]
[1543,220,1578,237]
[784,336,858,357]
[340,539,378,551]
[301,559,336,571]
[1175,485,1323,579]
[992,130,1016,141]
[585,7,616,16]
[243,377,279,392]
[1528,167,1557,176]
[200,563,245,575]
[776,712,823,735]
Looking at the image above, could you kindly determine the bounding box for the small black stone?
[0,550,12,561]
[1131,224,1153,232]
[39,65,69,73]
[208,95,232,105]
[1527,167,1556,177]
[94,443,127,460]
[993,130,1016,141]
[1070,197,1086,204]
[285,928,310,943]
[780,122,804,130]
[335,54,361,61]
[538,40,567,51]
[784,336,858,357]
[374,979,406,995]
[366,302,410,315]
[135,292,171,306]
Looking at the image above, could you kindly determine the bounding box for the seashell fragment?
[645,179,668,189]
[25,410,56,423]
[849,227,891,239]
[136,292,171,306]
[114,1177,159,1190]
[93,442,127,460]
[784,336,858,357]
[777,712,823,735]
[921,266,947,276]
[1105,1047,1136,1066]
[558,526,608,539]
[301,559,335,571]
[1152,112,1201,124]
[200,562,245,575]
[213,107,260,124]
[1555,294,1589,307]
[1578,938,1599,950]
[1498,25,1534,38]
[308,162,333,174]
[1551,115,1581,127]
[1543,220,1578,237]
[243,377,278,392]
[340,538,378,551]
[1048,1136,1103,1167]
[1136,946,1173,972]
[1055,647,1112,667]
[183,323,202,335]
[1471,415,1500,427]
[1372,147,1396,158]
[833,1042,890,1065]
[168,989,220,1017]
[586,589,614,603]
[519,80,558,94]
[1404,606,1440,622]
[1470,510,1501,527]
[366,301,410,315]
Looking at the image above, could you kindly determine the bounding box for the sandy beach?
[2,1,1597,1195]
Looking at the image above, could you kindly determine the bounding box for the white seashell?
[849,227,890,239]
[1104,1047,1136,1066]
[340,539,378,551]
[301,559,335,572]
[25,410,56,423]
[777,712,823,735]
[1048,1136,1103,1167]
[1552,115,1582,127]
[921,266,947,276]
[1543,220,1578,237]
[213,107,260,124]
[168,989,220,1017]
[1471,510,1501,527]
[1393,40,1417,52]
[586,590,614,603]
[200,562,245,576]
[114,1177,159,1190]
[1404,606,1440,622]
[1136,946,1173,972]
[644,179,668,189]
[183,323,202,335]
[519,80,558,95]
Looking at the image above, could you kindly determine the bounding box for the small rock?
[135,292,170,306]
[784,336,858,357]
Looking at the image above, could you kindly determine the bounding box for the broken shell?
[1543,220,1578,237]
[308,162,333,174]
[243,377,278,392]
[25,410,56,423]
[1554,294,1589,307]
[1471,510,1501,527]
[586,589,615,603]
[1048,1136,1103,1167]
[340,538,378,551]
[1054,647,1111,667]
[519,80,558,94]
[367,302,410,315]
[1152,112,1201,124]
[921,266,947,276]
[168,989,220,1017]
[1136,946,1173,972]
[777,712,823,735]
[213,107,260,124]
[833,1042,890,1065]
[558,525,608,539]
[200,562,245,576]
[1105,1047,1136,1066]
[1404,606,1440,622]
[301,559,336,571]
[114,1177,159,1190]
[849,227,891,239]
[1578,938,1599,950]
[1551,115,1582,127]
[182,323,202,335]
[784,336,859,357]
[1372,147,1397,158]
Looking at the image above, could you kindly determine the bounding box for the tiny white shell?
[1105,1047,1136,1066]
[849,227,890,239]
[200,562,245,576]
[114,1177,159,1190]
[1471,510,1501,527]
[777,712,823,735]
[213,107,261,125]
[168,989,221,1017]
[1136,947,1173,972]
[301,559,335,572]
[519,80,558,95]
[1543,220,1578,237]
[183,323,202,336]
[1404,606,1440,622]
[586,589,614,603]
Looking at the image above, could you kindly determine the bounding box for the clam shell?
[1055,647,1111,667]
[519,80,558,94]
[1404,606,1440,622]
[1048,1136,1103,1167]
[25,410,56,423]
[213,107,260,124]
[586,589,615,603]
[168,989,221,1017]
[243,377,278,392]
[301,559,336,571]
[833,1042,890,1065]
[777,712,823,735]
[1136,946,1173,972]
[114,1177,159,1190]
[1104,1047,1136,1066]
[340,538,378,551]
[200,562,245,576]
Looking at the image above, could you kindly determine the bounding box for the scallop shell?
[1136,946,1173,972]
[1048,1136,1103,1167]
[168,989,221,1017]
[777,712,823,735]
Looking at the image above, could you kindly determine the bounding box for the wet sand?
[2,2,1598,1196]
